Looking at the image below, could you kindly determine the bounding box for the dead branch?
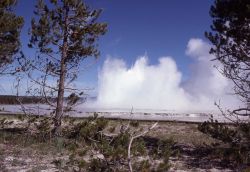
[127,122,158,172]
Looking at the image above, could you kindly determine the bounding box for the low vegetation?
[0,113,249,171]
[198,117,250,166]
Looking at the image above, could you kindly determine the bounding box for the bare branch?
[127,122,158,172]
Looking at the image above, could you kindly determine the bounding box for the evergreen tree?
[205,0,250,115]
[28,0,107,135]
[0,0,23,70]
[199,0,250,165]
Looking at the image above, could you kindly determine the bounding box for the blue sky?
[12,0,213,95]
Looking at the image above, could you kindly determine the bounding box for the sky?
[14,0,213,85]
[1,0,242,112]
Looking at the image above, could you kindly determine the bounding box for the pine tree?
[0,0,23,70]
[28,0,107,135]
[199,0,250,164]
[205,0,250,116]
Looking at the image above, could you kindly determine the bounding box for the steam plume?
[89,38,241,112]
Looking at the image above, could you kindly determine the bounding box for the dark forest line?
[0,95,55,104]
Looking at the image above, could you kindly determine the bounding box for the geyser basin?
[2,104,248,123]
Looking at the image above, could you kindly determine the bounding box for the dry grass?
[0,114,240,171]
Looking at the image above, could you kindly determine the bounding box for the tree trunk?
[54,58,66,135]
[53,7,69,136]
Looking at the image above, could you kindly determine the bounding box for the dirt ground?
[0,114,247,172]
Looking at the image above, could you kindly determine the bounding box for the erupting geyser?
[86,38,242,113]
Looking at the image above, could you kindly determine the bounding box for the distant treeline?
[0,95,56,105]
[0,95,89,105]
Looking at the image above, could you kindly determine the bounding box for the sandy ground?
[0,115,244,171]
